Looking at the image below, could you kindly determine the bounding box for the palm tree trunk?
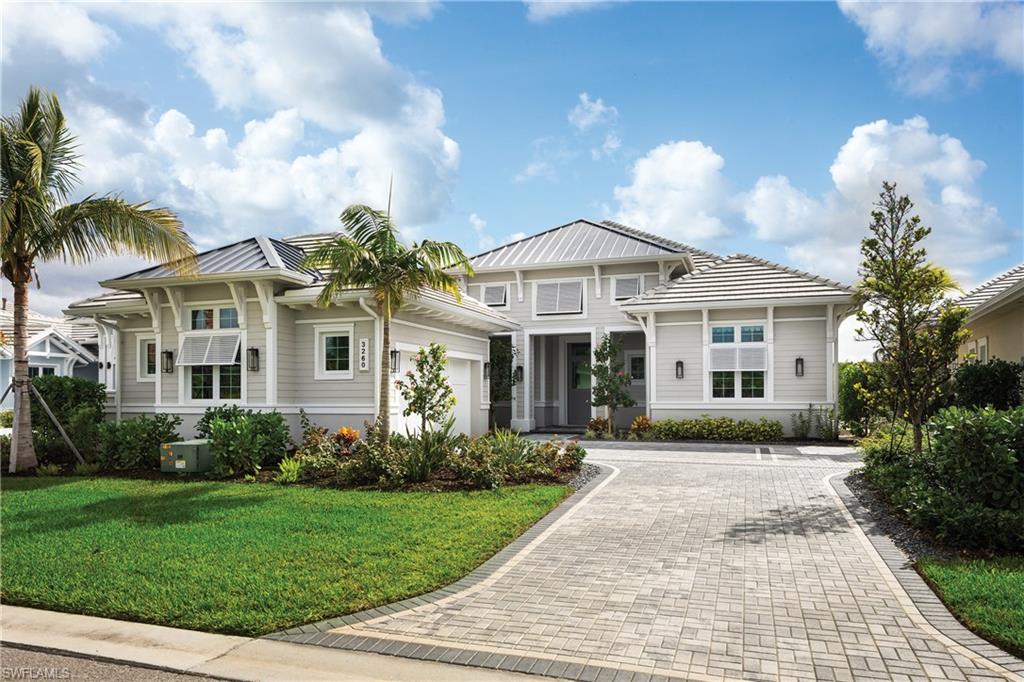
[11,277,38,471]
[378,316,391,437]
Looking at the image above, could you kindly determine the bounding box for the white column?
[825,304,835,405]
[590,328,598,420]
[646,312,656,417]
[701,308,710,402]
[766,306,775,402]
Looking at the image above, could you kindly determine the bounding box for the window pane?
[43,367,55,376]
[146,342,157,375]
[219,308,239,329]
[741,371,765,398]
[629,355,645,380]
[219,365,241,400]
[711,327,734,344]
[190,309,214,330]
[324,335,350,372]
[28,367,40,378]
[741,325,765,343]
[711,371,735,398]
[191,365,213,399]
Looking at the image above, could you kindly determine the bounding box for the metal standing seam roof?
[107,237,320,282]
[282,232,342,254]
[620,254,853,307]
[956,263,1024,312]
[468,219,715,270]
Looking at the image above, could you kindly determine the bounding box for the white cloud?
[592,132,621,160]
[613,140,730,242]
[2,2,117,63]
[839,1,1024,94]
[514,160,556,183]
[568,92,618,131]
[469,213,495,251]
[524,1,610,22]
[741,116,1009,285]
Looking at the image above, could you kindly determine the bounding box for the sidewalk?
[0,605,530,681]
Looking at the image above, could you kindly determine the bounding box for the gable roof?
[956,263,1024,316]
[0,308,98,362]
[105,236,320,284]
[469,219,718,270]
[620,254,853,309]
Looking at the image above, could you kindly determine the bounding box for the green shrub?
[814,406,840,440]
[35,463,61,476]
[341,420,407,488]
[485,428,543,479]
[73,462,101,476]
[839,361,883,436]
[791,407,812,439]
[629,415,652,438]
[586,416,610,434]
[0,409,12,428]
[98,414,182,470]
[648,416,783,442]
[446,438,499,489]
[275,458,300,484]
[30,375,106,465]
[195,404,250,438]
[207,411,289,477]
[859,420,915,468]
[953,360,1023,411]
[401,418,462,483]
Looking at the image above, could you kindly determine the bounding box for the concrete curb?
[829,473,1024,677]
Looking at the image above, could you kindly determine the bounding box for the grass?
[917,556,1024,658]
[0,477,568,636]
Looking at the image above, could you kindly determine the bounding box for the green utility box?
[160,439,212,474]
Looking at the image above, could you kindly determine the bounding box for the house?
[0,307,99,408]
[65,220,855,437]
[954,263,1024,364]
[465,219,855,433]
[65,236,516,437]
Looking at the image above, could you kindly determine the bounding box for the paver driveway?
[278,445,1022,681]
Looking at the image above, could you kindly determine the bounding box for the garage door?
[396,353,472,436]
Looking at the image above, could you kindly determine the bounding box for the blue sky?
[2,1,1022,358]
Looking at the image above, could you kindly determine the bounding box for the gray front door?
[567,343,591,425]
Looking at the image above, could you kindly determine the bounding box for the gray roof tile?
[956,263,1024,312]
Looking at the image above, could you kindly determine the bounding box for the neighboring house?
[65,220,855,437]
[66,236,516,437]
[955,263,1024,364]
[0,307,99,408]
[466,219,855,433]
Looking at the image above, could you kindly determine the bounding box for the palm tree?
[1,87,196,471]
[304,204,473,437]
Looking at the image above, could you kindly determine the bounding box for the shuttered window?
[482,284,507,307]
[536,281,584,315]
[708,322,768,400]
[176,333,241,366]
[613,276,640,300]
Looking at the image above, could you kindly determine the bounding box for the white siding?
[773,319,827,402]
[654,323,703,402]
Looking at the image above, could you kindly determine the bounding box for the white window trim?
[624,350,646,385]
[137,336,157,383]
[480,283,510,310]
[186,364,243,404]
[179,327,247,405]
[612,274,642,301]
[977,336,989,363]
[531,278,587,320]
[708,321,768,401]
[314,323,355,381]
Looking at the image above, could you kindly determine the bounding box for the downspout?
[358,297,381,419]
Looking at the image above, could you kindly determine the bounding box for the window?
[481,284,508,308]
[978,337,989,364]
[712,371,735,398]
[191,365,213,400]
[315,324,354,380]
[535,280,584,315]
[625,351,645,384]
[191,306,237,330]
[741,325,764,342]
[28,366,56,379]
[138,338,157,381]
[189,348,241,401]
[219,364,241,399]
[191,309,214,330]
[741,371,765,398]
[711,326,735,344]
[613,276,641,300]
[219,308,239,329]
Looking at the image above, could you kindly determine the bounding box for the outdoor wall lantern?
[675,361,684,379]
[514,365,524,383]
[795,357,804,377]
[161,350,174,374]
[483,362,490,381]
[246,347,260,372]
[390,349,400,374]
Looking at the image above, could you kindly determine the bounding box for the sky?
[2,0,1022,359]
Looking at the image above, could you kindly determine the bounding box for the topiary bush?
[952,359,1023,411]
[97,414,182,470]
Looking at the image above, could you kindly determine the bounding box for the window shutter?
[206,334,241,365]
[614,277,639,300]
[710,347,737,371]
[739,346,766,371]
[557,281,583,313]
[536,283,559,314]
[482,285,507,307]
[178,336,211,366]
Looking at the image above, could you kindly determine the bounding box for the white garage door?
[396,353,472,436]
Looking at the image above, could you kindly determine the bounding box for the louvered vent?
[710,347,738,371]
[739,347,767,371]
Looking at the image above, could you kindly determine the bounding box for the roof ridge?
[958,262,1024,301]
[599,219,721,260]
[468,218,585,260]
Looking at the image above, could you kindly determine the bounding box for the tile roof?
[108,237,320,282]
[66,290,145,312]
[0,307,69,338]
[621,254,853,308]
[956,263,1024,313]
[469,219,716,270]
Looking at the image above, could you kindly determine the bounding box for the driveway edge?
[828,473,1024,677]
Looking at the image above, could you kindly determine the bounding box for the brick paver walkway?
[276,446,1023,681]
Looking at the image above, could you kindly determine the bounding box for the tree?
[303,205,473,438]
[487,335,518,429]
[396,343,456,433]
[588,333,636,434]
[1,87,195,471]
[854,182,969,453]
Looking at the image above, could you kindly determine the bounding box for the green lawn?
[0,477,568,636]
[918,557,1024,658]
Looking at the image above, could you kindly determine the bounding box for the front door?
[566,342,591,425]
